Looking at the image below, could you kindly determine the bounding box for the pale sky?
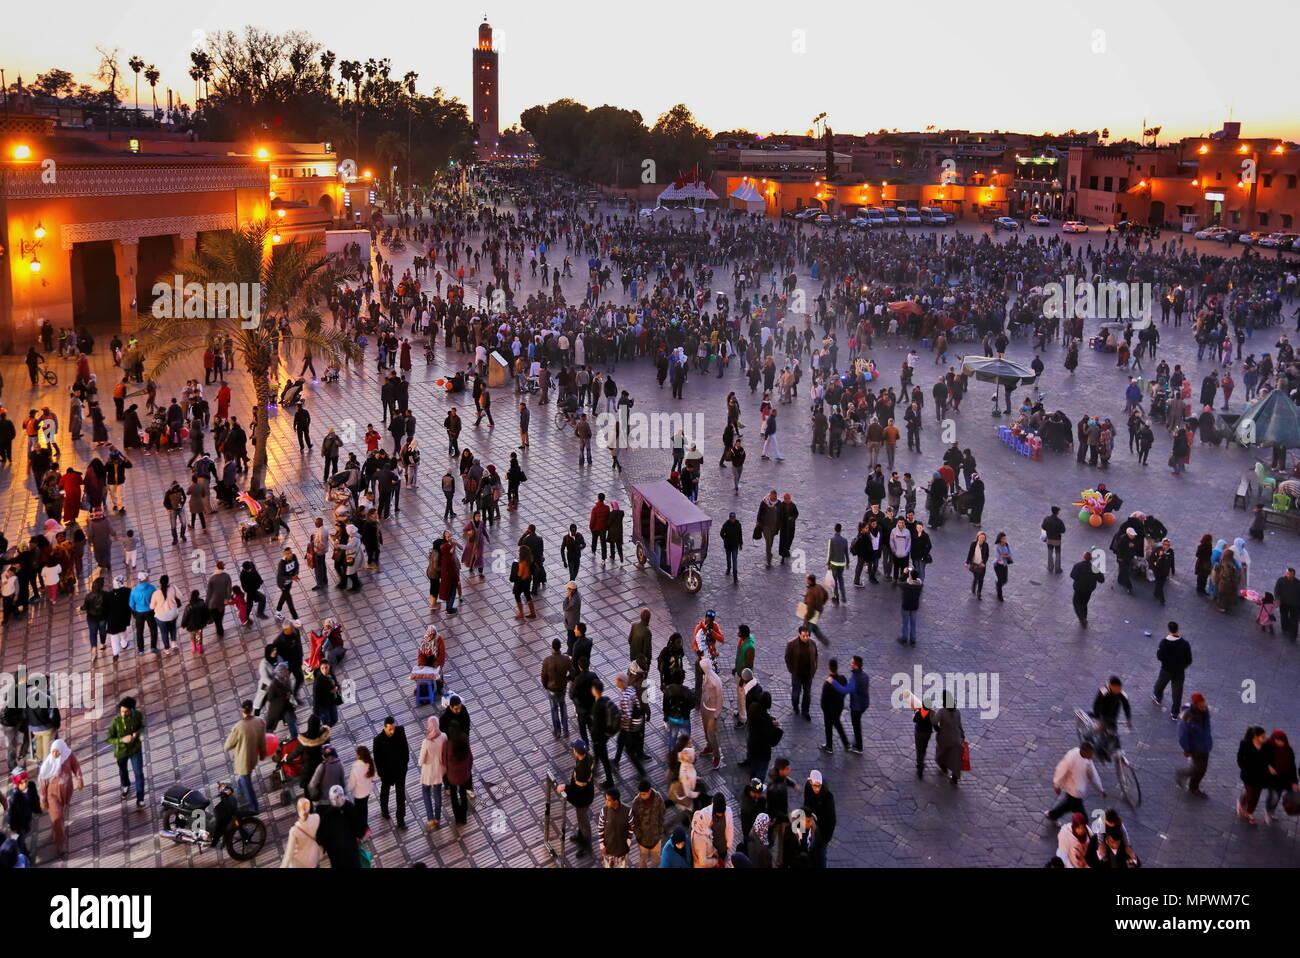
[5,0,1299,142]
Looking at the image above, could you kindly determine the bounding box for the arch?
[318,194,334,215]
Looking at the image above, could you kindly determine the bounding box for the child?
[1255,591,1278,633]
[122,530,140,573]
[40,556,61,606]
[230,586,250,628]
[1249,504,1266,541]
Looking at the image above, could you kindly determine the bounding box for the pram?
[266,733,304,806]
[305,619,345,674]
[321,365,341,384]
[279,379,305,407]
[238,490,290,543]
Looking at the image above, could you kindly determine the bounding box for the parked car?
[1193,226,1233,241]
[919,207,952,225]
[849,215,874,229]
[879,209,901,225]
[1257,232,1300,248]
[896,207,923,226]
[992,216,1021,231]
[1029,213,1052,226]
[1062,220,1089,233]
[793,208,822,221]
[1238,231,1269,245]
[814,214,834,225]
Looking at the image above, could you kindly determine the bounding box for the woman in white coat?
[280,797,321,868]
[418,716,447,829]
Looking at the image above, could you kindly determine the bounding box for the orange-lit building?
[717,173,1008,221]
[1066,125,1300,229]
[1,117,343,351]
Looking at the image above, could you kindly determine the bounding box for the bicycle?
[34,361,57,387]
[1074,707,1142,807]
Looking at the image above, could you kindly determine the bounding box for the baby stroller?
[238,490,290,543]
[306,618,345,674]
[321,364,341,384]
[279,379,305,407]
[266,734,304,806]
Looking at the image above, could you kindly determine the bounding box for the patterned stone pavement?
[3,208,1300,868]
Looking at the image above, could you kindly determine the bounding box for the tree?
[136,222,360,496]
[647,104,712,184]
[94,47,124,136]
[145,64,160,119]
[33,69,76,98]
[128,56,144,125]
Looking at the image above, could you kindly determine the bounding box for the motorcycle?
[158,782,267,861]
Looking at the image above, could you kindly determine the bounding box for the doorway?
[70,241,120,331]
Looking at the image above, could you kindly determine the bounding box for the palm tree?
[374,130,407,202]
[144,65,160,121]
[128,56,144,126]
[136,222,360,496]
[188,64,203,105]
[339,59,362,163]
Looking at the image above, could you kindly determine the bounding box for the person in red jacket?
[693,610,724,659]
[589,493,611,562]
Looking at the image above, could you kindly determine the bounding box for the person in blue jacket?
[847,656,870,754]
[1175,692,1213,794]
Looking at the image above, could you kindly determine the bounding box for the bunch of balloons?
[1073,489,1117,527]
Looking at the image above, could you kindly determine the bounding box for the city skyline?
[3,0,1299,142]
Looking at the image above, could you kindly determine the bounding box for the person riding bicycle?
[1089,676,1133,761]
[560,391,580,426]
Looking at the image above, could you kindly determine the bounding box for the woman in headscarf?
[122,403,142,450]
[83,457,107,511]
[252,644,280,715]
[932,691,966,786]
[690,792,734,868]
[438,535,461,615]
[1211,548,1241,612]
[461,510,488,577]
[747,811,773,868]
[412,626,446,702]
[1232,536,1251,590]
[418,716,447,829]
[315,785,360,868]
[58,467,83,524]
[1264,729,1298,817]
[1206,539,1228,596]
[659,824,691,867]
[37,739,84,857]
[280,797,321,868]
[307,743,346,804]
[1193,534,1214,595]
[264,662,299,741]
[442,727,474,826]
[295,714,332,798]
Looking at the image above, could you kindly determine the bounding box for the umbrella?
[961,356,1038,417]
[1234,388,1300,448]
[960,356,1038,387]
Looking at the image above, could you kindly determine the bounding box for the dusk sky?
[5,0,1299,141]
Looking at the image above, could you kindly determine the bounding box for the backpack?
[599,698,621,738]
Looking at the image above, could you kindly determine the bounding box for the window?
[1283,214,1294,228]
[1230,210,1241,224]
[1118,178,1128,191]
[1069,175,1077,191]
[1262,174,1273,188]
[1216,171,1222,181]
[1287,175,1297,189]
[1259,213,1270,227]
[1103,176,1113,192]
[1088,175,1098,190]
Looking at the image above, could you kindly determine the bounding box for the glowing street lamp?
[256,147,270,160]
[34,222,46,240]
[29,257,41,273]
[13,144,31,160]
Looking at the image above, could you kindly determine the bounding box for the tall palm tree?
[128,56,144,126]
[136,222,360,496]
[144,65,160,120]
[339,59,362,164]
[188,64,203,106]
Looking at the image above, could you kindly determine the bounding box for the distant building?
[473,19,500,155]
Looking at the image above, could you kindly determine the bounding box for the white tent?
[683,182,719,202]
[729,182,765,213]
[656,183,691,204]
